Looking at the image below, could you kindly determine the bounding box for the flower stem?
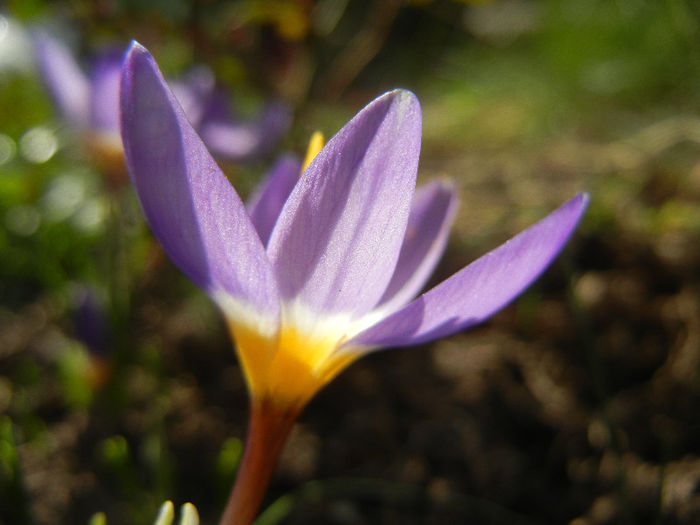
[218,399,300,525]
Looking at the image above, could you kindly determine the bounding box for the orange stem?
[218,399,301,525]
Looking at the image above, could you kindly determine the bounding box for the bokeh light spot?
[0,134,16,165]
[5,205,41,236]
[19,126,58,164]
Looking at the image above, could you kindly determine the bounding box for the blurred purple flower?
[69,284,112,388]
[33,31,290,167]
[197,90,292,162]
[72,285,111,357]
[121,42,588,524]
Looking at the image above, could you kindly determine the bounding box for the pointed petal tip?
[368,89,421,123]
[126,40,147,56]
[387,87,418,101]
[123,41,153,74]
[565,191,591,224]
[434,176,458,193]
[577,191,591,207]
[120,42,169,117]
[345,191,589,351]
[266,86,423,319]
[119,41,281,329]
[388,88,421,114]
[419,178,459,207]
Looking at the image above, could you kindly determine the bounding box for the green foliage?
[56,343,95,408]
[216,436,243,497]
[537,0,700,104]
[88,511,107,525]
[0,417,31,524]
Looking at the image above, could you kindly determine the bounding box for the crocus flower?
[33,31,289,181]
[33,32,125,180]
[120,41,588,525]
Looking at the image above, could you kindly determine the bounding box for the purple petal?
[89,49,124,134]
[267,90,422,322]
[373,179,459,316]
[345,193,589,349]
[120,42,280,331]
[246,154,302,246]
[199,96,291,161]
[33,31,89,126]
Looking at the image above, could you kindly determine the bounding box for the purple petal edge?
[247,154,302,246]
[120,41,280,329]
[374,179,459,315]
[345,192,589,350]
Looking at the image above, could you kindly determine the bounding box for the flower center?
[229,320,358,409]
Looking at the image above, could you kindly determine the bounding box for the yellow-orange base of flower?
[229,321,358,411]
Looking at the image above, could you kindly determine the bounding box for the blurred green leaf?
[57,342,95,409]
[89,511,108,525]
[0,416,32,525]
[216,436,243,493]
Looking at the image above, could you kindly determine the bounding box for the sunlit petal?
[345,193,589,350]
[268,89,422,327]
[120,42,280,334]
[373,179,459,316]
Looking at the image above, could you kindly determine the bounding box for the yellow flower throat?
[229,321,358,409]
